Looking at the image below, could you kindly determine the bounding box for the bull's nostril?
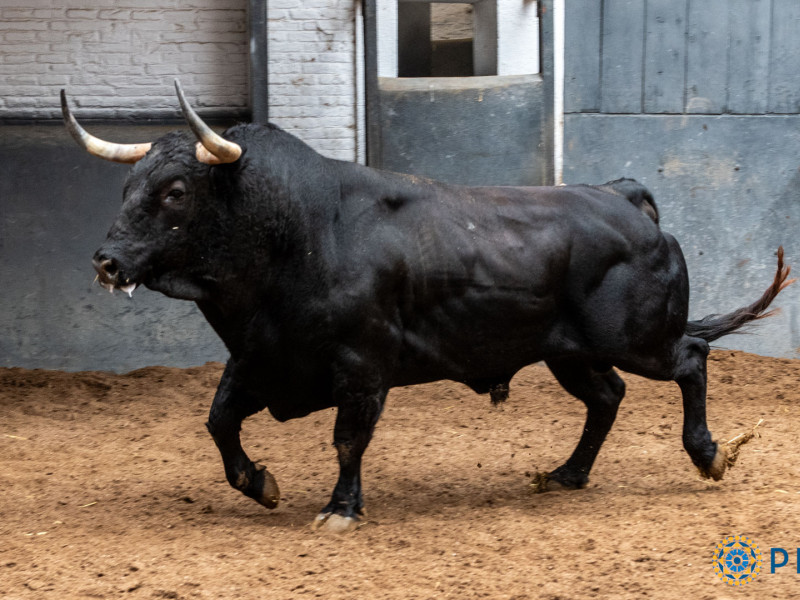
[100,258,118,276]
[93,256,120,286]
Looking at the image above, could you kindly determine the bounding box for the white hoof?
[310,512,360,533]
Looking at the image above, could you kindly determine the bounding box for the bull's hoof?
[697,444,728,481]
[530,472,552,493]
[252,463,280,509]
[531,468,588,493]
[310,512,361,533]
[530,472,575,493]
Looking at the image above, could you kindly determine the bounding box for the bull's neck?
[195,179,336,353]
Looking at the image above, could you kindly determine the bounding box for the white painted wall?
[376,0,399,77]
[495,0,539,76]
[0,0,249,119]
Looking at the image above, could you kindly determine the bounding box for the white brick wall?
[0,0,248,120]
[267,0,358,161]
[0,0,361,161]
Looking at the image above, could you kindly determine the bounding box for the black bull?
[63,86,792,532]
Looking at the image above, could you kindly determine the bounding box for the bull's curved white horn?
[60,90,152,164]
[174,79,242,165]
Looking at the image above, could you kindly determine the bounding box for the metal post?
[539,0,555,186]
[364,0,382,167]
[249,0,269,124]
[553,0,565,185]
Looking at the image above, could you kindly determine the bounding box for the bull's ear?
[174,80,242,165]
[60,90,152,164]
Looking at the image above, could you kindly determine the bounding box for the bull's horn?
[174,80,242,165]
[60,90,152,164]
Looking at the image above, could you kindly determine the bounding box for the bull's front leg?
[206,362,280,509]
[312,385,387,533]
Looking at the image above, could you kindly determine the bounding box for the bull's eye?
[160,181,187,209]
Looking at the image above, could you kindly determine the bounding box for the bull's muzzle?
[93,254,119,287]
[92,254,137,296]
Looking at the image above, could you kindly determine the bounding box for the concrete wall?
[0,125,228,372]
[0,0,249,120]
[564,114,800,358]
[563,0,800,358]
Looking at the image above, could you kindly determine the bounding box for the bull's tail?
[685,247,794,343]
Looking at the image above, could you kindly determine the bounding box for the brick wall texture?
[267,0,358,160]
[0,0,249,120]
[1,0,360,161]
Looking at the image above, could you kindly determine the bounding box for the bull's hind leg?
[672,336,727,480]
[206,363,280,509]
[535,358,626,491]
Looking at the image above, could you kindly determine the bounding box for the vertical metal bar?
[364,0,382,167]
[553,0,565,185]
[540,0,555,186]
[249,0,269,124]
[355,1,367,164]
[640,0,647,113]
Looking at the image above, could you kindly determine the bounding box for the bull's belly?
[392,341,544,388]
[391,293,558,386]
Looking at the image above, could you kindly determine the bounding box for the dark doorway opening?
[398,3,475,77]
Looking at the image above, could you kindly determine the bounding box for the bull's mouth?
[93,255,210,302]
[96,276,138,297]
[92,257,143,298]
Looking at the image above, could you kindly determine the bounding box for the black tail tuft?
[686,247,794,343]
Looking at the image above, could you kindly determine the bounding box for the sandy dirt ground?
[2,350,800,599]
